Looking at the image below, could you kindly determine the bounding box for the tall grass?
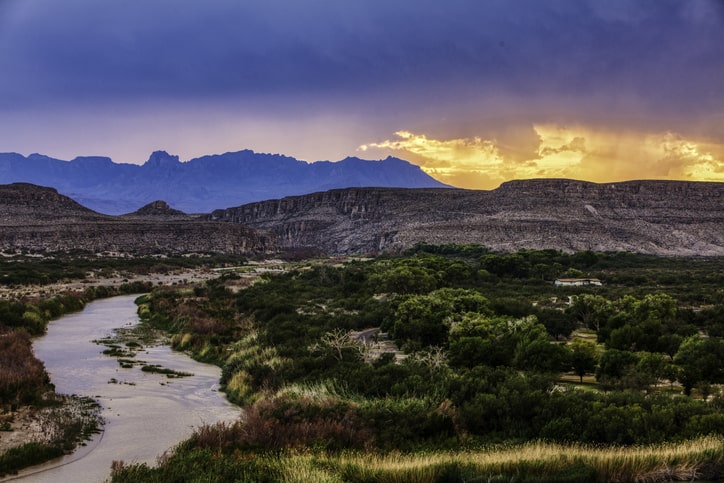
[274,379,358,403]
[222,330,288,404]
[269,436,724,483]
[111,436,724,482]
[0,442,64,477]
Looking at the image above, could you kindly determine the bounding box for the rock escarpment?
[0,184,274,255]
[208,180,724,256]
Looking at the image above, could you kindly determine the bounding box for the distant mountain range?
[0,150,449,214]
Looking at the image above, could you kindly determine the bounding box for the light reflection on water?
[5,295,239,483]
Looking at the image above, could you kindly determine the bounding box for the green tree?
[514,338,568,373]
[568,339,599,383]
[570,250,599,269]
[607,324,645,351]
[602,294,680,352]
[479,253,531,279]
[534,308,576,339]
[635,352,670,392]
[595,349,639,385]
[391,288,490,349]
[657,333,683,359]
[635,293,677,326]
[449,314,553,369]
[370,265,437,295]
[567,294,611,332]
[674,336,724,396]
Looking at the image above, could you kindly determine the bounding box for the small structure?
[554,278,602,287]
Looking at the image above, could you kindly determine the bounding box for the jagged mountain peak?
[0,149,449,214]
[144,150,181,167]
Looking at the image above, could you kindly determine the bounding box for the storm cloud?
[2,1,722,107]
[1,0,723,177]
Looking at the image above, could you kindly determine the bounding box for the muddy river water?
[6,295,239,482]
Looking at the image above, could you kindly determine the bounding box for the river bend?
[6,295,239,483]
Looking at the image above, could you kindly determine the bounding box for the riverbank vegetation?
[110,247,724,481]
[0,252,245,287]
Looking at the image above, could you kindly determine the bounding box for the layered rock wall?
[0,184,275,255]
[208,180,724,256]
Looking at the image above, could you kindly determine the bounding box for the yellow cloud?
[360,131,506,189]
[360,126,724,189]
[361,131,502,168]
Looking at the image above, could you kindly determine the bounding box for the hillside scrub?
[0,253,245,287]
[0,330,48,405]
[121,248,724,479]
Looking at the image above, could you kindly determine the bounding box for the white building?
[554,278,602,287]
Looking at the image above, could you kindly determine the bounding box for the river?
[5,295,240,483]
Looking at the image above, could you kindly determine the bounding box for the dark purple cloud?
[1,0,723,168]
[1,0,722,116]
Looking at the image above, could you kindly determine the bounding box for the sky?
[1,0,723,189]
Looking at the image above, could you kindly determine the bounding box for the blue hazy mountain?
[0,150,449,214]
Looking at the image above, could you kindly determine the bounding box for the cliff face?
[3,180,722,257]
[0,222,273,255]
[208,180,724,256]
[0,183,275,255]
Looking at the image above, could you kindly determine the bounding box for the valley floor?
[0,268,215,301]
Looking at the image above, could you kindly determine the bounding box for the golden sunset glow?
[360,126,724,189]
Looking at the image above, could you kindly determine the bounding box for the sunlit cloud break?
[360,127,724,190]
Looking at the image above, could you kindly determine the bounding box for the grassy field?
[111,435,724,482]
[291,437,724,482]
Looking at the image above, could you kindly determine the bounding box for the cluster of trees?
[0,294,87,336]
[569,293,724,395]
[137,247,724,450]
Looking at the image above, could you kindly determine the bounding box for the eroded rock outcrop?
[208,180,724,256]
[0,183,275,255]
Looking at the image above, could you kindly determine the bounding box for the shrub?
[0,442,63,476]
[0,330,49,404]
